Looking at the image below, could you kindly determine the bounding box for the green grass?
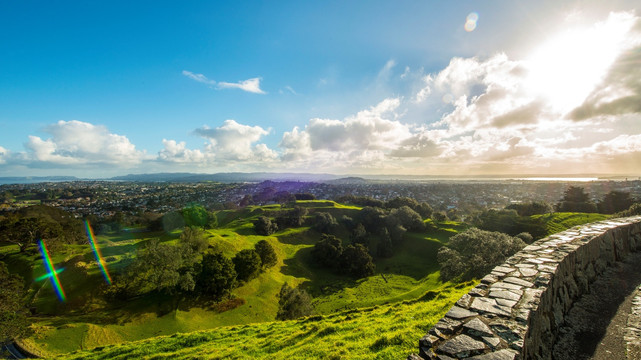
[58,281,476,360]
[533,212,610,235]
[7,201,467,357]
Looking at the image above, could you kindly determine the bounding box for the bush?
[311,234,343,268]
[340,244,375,278]
[254,216,278,236]
[232,249,262,283]
[197,251,237,300]
[276,283,313,320]
[254,240,278,268]
[438,228,525,281]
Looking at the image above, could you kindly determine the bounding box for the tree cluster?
[106,228,278,303]
[438,228,525,281]
[311,234,375,278]
[0,205,84,253]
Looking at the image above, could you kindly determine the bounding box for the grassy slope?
[9,203,606,358]
[10,200,463,356]
[59,281,476,360]
[532,212,610,236]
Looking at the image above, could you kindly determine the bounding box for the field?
[3,202,608,358]
[3,201,467,357]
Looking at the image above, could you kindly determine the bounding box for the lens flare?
[465,12,479,32]
[85,220,112,285]
[38,239,66,302]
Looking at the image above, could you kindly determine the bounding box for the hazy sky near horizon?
[1,1,641,177]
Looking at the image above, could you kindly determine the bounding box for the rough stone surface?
[438,334,486,358]
[411,216,641,360]
[463,318,493,337]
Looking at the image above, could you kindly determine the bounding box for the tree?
[126,239,194,295]
[180,226,209,254]
[438,228,525,281]
[197,251,237,300]
[295,193,316,200]
[357,206,387,232]
[340,244,375,278]
[432,211,448,222]
[556,186,597,213]
[0,262,31,342]
[232,249,262,282]
[386,206,424,232]
[506,201,553,216]
[385,197,419,210]
[254,216,278,236]
[276,283,313,320]
[350,223,369,247]
[515,232,534,244]
[598,191,634,214]
[416,202,434,219]
[314,212,338,233]
[311,234,343,268]
[276,206,308,228]
[182,205,215,228]
[254,240,278,268]
[0,216,62,252]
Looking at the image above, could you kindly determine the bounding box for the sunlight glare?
[524,12,635,113]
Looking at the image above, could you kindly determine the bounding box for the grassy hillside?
[3,200,465,357]
[533,212,609,235]
[58,281,476,360]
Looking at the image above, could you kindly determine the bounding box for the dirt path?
[552,252,641,360]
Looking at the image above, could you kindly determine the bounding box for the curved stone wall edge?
[411,216,641,360]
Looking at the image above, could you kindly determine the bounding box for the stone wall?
[411,216,641,360]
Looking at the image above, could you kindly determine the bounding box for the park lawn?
[532,212,610,235]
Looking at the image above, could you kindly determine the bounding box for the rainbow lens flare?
[85,220,112,285]
[38,239,66,302]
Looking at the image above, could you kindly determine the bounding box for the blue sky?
[1,1,640,177]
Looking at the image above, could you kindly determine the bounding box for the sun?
[523,12,636,114]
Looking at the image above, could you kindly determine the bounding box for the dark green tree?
[416,202,434,219]
[356,206,387,232]
[385,197,419,210]
[506,201,553,216]
[311,234,343,268]
[276,206,308,228]
[0,262,31,342]
[276,283,313,320]
[254,240,278,268]
[555,186,597,213]
[432,211,448,222]
[180,226,209,254]
[254,216,278,236]
[197,251,237,300]
[350,223,369,247]
[314,212,338,233]
[232,249,262,282]
[340,244,375,278]
[386,206,424,232]
[598,191,634,214]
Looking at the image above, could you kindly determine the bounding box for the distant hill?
[0,176,80,185]
[110,172,341,183]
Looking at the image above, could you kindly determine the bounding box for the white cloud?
[217,78,266,94]
[24,120,145,166]
[194,120,276,162]
[158,139,208,163]
[183,71,266,94]
[182,70,216,85]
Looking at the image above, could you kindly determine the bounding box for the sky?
[1,0,640,178]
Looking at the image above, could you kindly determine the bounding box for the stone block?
[437,334,486,358]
